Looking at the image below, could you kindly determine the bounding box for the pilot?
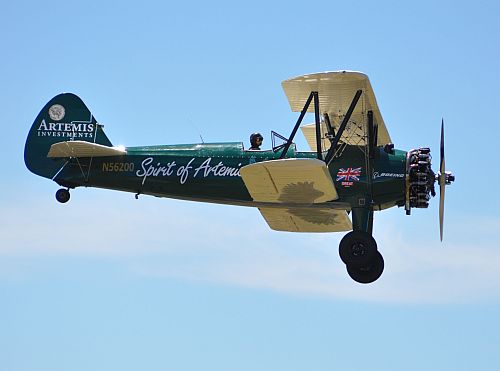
[249,132,263,150]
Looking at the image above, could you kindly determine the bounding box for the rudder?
[24,93,112,180]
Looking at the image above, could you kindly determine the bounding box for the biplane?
[24,71,454,284]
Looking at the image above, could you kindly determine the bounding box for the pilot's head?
[250,132,263,148]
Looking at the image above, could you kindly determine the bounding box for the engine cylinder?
[405,148,435,214]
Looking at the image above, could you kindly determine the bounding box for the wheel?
[346,251,384,284]
[55,188,70,203]
[339,231,377,267]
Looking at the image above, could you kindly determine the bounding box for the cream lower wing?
[259,207,352,232]
[240,158,352,232]
[240,158,338,203]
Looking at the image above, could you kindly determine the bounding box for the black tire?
[55,188,70,203]
[339,231,377,267]
[346,251,384,284]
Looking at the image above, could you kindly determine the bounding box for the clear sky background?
[1,0,500,370]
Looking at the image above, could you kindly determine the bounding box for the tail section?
[24,93,112,179]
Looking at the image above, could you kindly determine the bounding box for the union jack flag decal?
[336,167,362,187]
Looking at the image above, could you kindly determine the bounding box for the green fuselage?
[54,142,407,210]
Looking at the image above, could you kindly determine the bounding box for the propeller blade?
[440,119,445,178]
[439,119,445,241]
[439,174,445,241]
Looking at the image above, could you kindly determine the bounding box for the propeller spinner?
[437,119,455,241]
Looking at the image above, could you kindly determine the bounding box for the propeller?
[437,119,455,241]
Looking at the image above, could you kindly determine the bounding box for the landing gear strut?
[339,230,384,284]
[55,188,70,203]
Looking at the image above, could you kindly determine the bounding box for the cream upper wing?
[282,71,392,150]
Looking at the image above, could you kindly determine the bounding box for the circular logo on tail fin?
[48,104,65,121]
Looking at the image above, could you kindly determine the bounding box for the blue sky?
[1,0,500,370]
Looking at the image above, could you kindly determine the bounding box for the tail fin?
[24,93,112,179]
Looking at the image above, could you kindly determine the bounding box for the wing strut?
[280,91,323,160]
[280,89,363,164]
[314,91,322,160]
[324,113,336,139]
[368,110,378,159]
[324,89,363,165]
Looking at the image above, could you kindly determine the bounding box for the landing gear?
[339,230,384,284]
[55,188,70,203]
[346,251,384,284]
[339,231,377,267]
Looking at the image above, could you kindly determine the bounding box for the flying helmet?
[250,132,263,147]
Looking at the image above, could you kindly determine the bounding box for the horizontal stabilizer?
[259,207,352,232]
[47,141,126,158]
[240,158,338,203]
